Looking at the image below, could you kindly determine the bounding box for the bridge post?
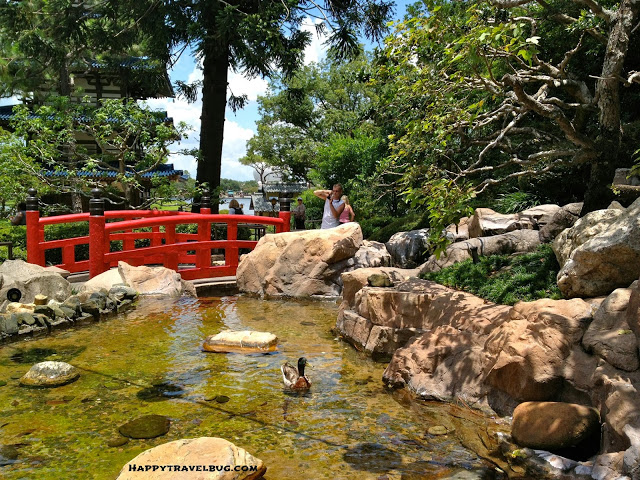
[196,190,211,269]
[89,188,107,278]
[278,197,291,233]
[26,188,44,266]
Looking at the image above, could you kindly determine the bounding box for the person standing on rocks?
[314,184,345,229]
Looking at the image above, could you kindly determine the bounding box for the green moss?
[422,244,563,305]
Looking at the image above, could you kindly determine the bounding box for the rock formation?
[236,222,363,297]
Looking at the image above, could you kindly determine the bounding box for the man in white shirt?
[314,184,345,229]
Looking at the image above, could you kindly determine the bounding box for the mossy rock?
[118,414,171,439]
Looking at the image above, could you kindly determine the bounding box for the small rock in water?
[300,321,316,326]
[427,425,450,436]
[0,380,7,387]
[118,414,171,439]
[19,361,80,388]
[106,437,130,448]
[214,395,230,404]
[203,330,278,353]
[0,445,19,466]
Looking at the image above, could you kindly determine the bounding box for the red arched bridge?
[25,189,292,280]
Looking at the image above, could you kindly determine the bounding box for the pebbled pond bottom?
[0,296,508,479]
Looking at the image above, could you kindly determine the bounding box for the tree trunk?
[196,38,229,214]
[582,0,640,214]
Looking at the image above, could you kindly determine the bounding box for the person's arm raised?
[313,189,330,200]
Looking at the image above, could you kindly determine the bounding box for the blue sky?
[146,0,416,182]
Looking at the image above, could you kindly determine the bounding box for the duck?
[281,357,311,390]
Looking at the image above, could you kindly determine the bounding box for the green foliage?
[494,192,541,214]
[423,244,563,305]
[360,212,429,243]
[0,128,46,209]
[403,173,475,257]
[299,189,325,226]
[10,96,189,208]
[0,219,26,261]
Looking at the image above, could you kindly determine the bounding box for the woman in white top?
[314,184,345,229]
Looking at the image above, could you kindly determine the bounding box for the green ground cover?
[422,244,563,305]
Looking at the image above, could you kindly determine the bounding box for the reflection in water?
[0,296,506,479]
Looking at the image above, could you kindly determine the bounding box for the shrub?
[422,244,563,305]
[362,212,430,243]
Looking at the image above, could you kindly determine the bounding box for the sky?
[145,1,414,182]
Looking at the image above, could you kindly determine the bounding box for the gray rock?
[385,228,431,268]
[517,204,561,229]
[539,202,583,243]
[108,285,137,301]
[0,314,18,335]
[420,230,541,274]
[469,208,536,238]
[352,240,392,268]
[33,305,55,319]
[19,361,80,387]
[0,260,72,304]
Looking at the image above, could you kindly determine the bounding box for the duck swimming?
[281,357,311,390]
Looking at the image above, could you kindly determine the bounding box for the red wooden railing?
[25,189,292,280]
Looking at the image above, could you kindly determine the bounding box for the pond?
[0,295,509,479]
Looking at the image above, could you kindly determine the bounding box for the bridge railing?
[25,188,292,280]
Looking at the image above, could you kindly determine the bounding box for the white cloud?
[227,70,268,102]
[302,18,329,65]
[144,63,259,182]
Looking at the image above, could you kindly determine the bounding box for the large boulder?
[351,240,392,269]
[517,204,561,229]
[116,437,266,480]
[419,230,541,274]
[82,268,125,293]
[340,267,417,307]
[484,299,593,403]
[117,262,194,297]
[236,223,362,297]
[0,260,71,305]
[445,217,470,243]
[511,401,600,451]
[385,228,430,268]
[468,208,536,238]
[538,202,583,243]
[555,198,640,298]
[339,278,510,358]
[582,288,639,371]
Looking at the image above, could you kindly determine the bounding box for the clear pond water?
[0,296,509,479]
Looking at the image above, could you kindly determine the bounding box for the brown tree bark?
[583,0,640,214]
[195,37,229,214]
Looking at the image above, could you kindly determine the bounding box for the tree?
[163,0,393,211]
[0,128,43,215]
[374,0,640,216]
[10,96,189,208]
[0,1,167,99]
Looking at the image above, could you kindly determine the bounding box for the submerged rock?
[116,437,266,480]
[19,361,79,388]
[118,414,171,439]
[203,330,278,353]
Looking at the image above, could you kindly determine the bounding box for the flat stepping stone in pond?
[119,414,171,439]
[203,330,278,353]
[19,361,79,388]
